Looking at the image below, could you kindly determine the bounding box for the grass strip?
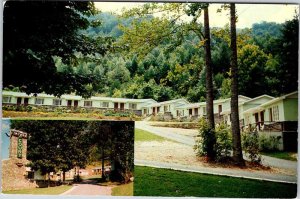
[112,182,133,196]
[261,151,297,161]
[135,128,168,142]
[134,166,297,198]
[3,185,72,195]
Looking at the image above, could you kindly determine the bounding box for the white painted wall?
[263,100,284,122]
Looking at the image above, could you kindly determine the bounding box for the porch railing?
[241,121,298,132]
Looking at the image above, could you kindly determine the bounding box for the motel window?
[272,105,279,121]
[27,171,34,179]
[101,102,109,108]
[53,99,62,106]
[35,98,44,105]
[129,103,137,110]
[245,115,250,125]
[164,105,168,112]
[84,101,92,107]
[269,108,273,121]
[3,96,11,103]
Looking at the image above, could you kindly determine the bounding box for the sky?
[95,2,298,28]
[1,119,11,160]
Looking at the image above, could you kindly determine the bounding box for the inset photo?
[1,119,134,196]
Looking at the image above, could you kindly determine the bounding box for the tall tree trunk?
[230,3,245,166]
[48,172,51,187]
[203,5,216,160]
[101,147,105,179]
[63,171,65,182]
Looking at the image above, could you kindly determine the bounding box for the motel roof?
[91,97,156,103]
[176,102,206,109]
[260,91,298,107]
[239,94,274,106]
[144,98,189,108]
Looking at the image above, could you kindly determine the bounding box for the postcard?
[1,1,298,198]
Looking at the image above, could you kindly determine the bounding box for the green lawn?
[134,166,297,198]
[3,185,72,195]
[135,128,168,142]
[112,182,133,196]
[261,151,297,161]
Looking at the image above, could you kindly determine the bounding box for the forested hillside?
[4,6,298,102]
[74,12,298,102]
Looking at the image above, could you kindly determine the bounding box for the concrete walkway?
[60,180,113,196]
[135,159,297,184]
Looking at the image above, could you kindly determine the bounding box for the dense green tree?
[276,15,299,94]
[3,1,111,97]
[251,21,282,54]
[237,44,272,97]
[11,120,134,184]
[11,120,91,186]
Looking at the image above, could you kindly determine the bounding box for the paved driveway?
[135,122,297,183]
[61,180,113,196]
[135,121,297,171]
[135,121,196,145]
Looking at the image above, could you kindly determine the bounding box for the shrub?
[73,175,83,183]
[25,105,33,112]
[215,123,232,161]
[241,129,261,164]
[259,135,281,152]
[194,118,216,158]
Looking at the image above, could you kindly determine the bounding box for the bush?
[259,135,281,152]
[73,175,82,183]
[241,129,261,164]
[104,110,132,117]
[215,123,232,161]
[194,118,216,158]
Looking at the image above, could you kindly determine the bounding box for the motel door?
[189,109,192,116]
[260,111,264,125]
[17,97,22,105]
[254,113,259,124]
[194,108,198,116]
[152,107,156,115]
[67,100,72,107]
[120,103,125,111]
[218,105,222,116]
[24,98,29,106]
[114,103,119,110]
[74,100,78,108]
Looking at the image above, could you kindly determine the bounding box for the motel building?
[2,91,156,116]
[144,98,189,119]
[2,91,298,133]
